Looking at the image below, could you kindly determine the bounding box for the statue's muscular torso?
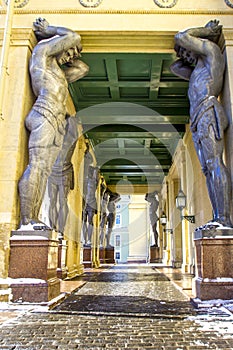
[188,54,224,117]
[30,51,68,114]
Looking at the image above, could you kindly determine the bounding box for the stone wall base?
[195,277,233,301]
[9,230,60,303]
[10,277,60,303]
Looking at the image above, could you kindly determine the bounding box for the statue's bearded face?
[57,47,80,65]
[177,46,197,65]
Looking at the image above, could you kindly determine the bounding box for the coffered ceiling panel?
[69,52,189,189]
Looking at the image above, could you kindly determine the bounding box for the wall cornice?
[223,29,233,47]
[0,28,36,50]
[0,9,233,15]
[79,31,176,52]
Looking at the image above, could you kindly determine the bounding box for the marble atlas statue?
[99,178,109,247]
[145,191,159,247]
[82,166,100,246]
[18,18,89,230]
[106,191,121,248]
[170,20,232,228]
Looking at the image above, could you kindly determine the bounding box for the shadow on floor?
[53,294,196,317]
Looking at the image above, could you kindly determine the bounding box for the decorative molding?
[79,0,103,7]
[225,0,233,8]
[78,31,176,53]
[0,8,232,15]
[0,28,36,50]
[4,0,29,8]
[153,0,178,8]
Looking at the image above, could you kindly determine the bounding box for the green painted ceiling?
[69,52,189,188]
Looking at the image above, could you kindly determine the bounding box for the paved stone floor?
[0,264,233,349]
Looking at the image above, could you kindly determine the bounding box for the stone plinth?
[83,246,92,268]
[193,228,233,300]
[104,246,115,263]
[9,230,60,303]
[150,246,160,263]
[99,246,115,263]
[99,247,105,263]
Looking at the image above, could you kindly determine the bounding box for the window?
[115,252,120,260]
[115,213,121,227]
[115,234,121,247]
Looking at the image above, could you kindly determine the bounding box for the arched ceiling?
[69,51,189,190]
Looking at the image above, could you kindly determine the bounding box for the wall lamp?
[175,189,195,223]
[160,212,173,233]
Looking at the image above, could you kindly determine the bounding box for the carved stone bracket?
[153,0,178,8]
[225,0,233,8]
[79,0,103,7]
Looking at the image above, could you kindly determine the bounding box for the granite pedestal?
[99,247,104,263]
[9,229,60,303]
[105,246,115,263]
[99,246,115,263]
[194,227,233,300]
[83,246,92,268]
[150,246,160,263]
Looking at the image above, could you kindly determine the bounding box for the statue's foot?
[195,219,233,232]
[215,217,233,228]
[18,220,51,231]
[106,244,113,248]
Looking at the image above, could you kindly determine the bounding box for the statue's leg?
[33,140,63,222]
[193,117,219,222]
[203,128,232,225]
[106,228,112,247]
[19,112,63,226]
[197,119,232,226]
[18,163,42,225]
[152,224,158,247]
[106,214,114,247]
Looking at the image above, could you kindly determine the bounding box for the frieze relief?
[79,0,103,7]
[225,0,233,8]
[4,0,29,7]
[153,0,178,8]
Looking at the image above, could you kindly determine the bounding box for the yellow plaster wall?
[0,29,36,277]
[1,0,229,11]
[1,0,233,35]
